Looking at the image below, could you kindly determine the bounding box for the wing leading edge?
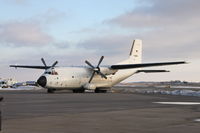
[110,61,186,69]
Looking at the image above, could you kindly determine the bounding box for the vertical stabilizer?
[117,39,142,65]
[129,39,142,63]
[113,39,143,85]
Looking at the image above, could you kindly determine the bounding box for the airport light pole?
[0,96,3,131]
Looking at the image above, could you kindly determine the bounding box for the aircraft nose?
[37,76,47,87]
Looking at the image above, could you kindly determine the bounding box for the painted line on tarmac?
[153,102,200,105]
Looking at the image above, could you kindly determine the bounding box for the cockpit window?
[45,72,51,74]
[44,70,58,75]
[52,70,58,75]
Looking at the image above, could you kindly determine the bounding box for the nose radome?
[37,76,47,87]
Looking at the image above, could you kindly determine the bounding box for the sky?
[0,0,200,82]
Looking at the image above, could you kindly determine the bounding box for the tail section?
[118,39,142,64]
[112,39,143,85]
[129,39,142,63]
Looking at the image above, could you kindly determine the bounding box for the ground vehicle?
[0,79,17,88]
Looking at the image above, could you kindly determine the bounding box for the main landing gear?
[47,88,107,93]
[94,89,107,93]
[47,89,55,93]
[73,89,85,93]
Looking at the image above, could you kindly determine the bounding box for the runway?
[1,87,200,133]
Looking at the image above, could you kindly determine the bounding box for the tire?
[73,89,78,93]
[73,89,85,93]
[79,89,85,93]
[47,89,55,93]
[95,89,107,93]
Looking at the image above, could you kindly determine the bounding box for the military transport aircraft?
[10,40,186,93]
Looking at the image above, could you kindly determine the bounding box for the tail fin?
[129,39,142,63]
[117,39,142,65]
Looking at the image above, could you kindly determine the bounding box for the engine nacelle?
[83,83,96,90]
[100,67,117,75]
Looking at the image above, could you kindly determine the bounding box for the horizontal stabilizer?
[136,70,170,73]
[111,61,186,69]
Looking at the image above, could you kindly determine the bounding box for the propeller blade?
[51,61,58,68]
[98,71,107,79]
[85,60,95,69]
[97,56,104,67]
[89,71,95,83]
[41,58,47,67]
[86,56,106,83]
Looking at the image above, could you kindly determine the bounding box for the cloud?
[0,8,70,68]
[0,7,68,47]
[105,0,200,61]
[34,8,68,25]
[77,34,135,56]
[107,0,200,29]
[0,21,54,46]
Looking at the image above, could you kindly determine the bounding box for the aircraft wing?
[10,65,51,69]
[10,61,186,70]
[110,61,186,69]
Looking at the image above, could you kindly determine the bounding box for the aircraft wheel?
[73,89,85,93]
[73,90,78,93]
[79,89,85,93]
[47,89,55,93]
[95,89,107,93]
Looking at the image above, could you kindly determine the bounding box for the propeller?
[41,58,47,68]
[41,58,58,69]
[85,56,107,83]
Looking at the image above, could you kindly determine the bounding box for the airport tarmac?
[1,87,200,133]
